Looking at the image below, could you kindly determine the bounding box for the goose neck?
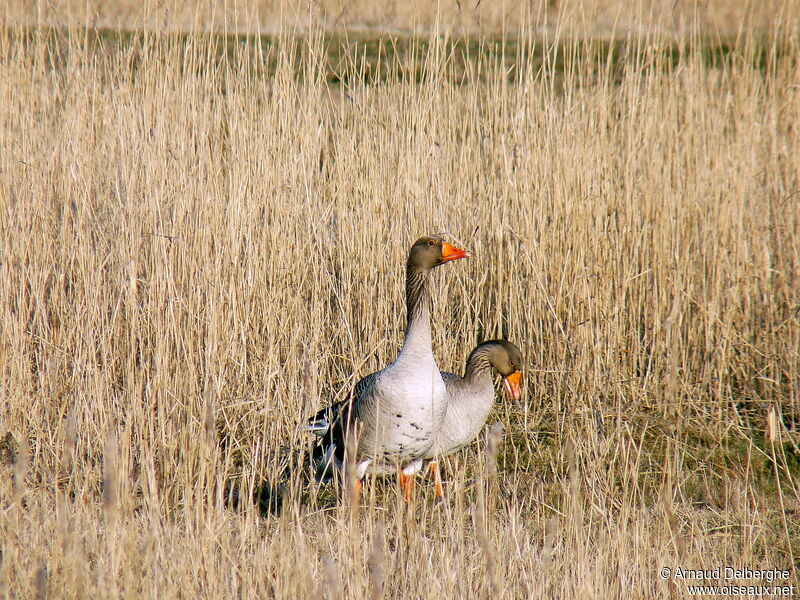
[464,347,493,384]
[403,264,432,349]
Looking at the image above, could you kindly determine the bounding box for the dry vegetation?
[1,5,799,599]
[4,0,798,36]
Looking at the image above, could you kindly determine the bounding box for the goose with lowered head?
[425,340,523,497]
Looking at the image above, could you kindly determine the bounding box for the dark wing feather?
[440,371,461,383]
[306,372,377,481]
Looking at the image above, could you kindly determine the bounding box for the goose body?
[305,236,469,492]
[351,324,447,474]
[431,371,499,458]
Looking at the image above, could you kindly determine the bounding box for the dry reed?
[1,4,799,599]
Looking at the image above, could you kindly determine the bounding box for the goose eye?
[428,240,435,246]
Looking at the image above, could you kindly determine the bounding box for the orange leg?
[349,478,362,505]
[398,470,415,503]
[404,473,414,503]
[429,461,444,498]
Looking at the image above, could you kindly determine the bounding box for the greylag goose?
[425,340,522,497]
[305,235,470,501]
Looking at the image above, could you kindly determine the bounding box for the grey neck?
[464,346,494,383]
[405,264,431,329]
[402,264,432,352]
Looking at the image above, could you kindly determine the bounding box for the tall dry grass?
[1,10,799,599]
[4,0,799,36]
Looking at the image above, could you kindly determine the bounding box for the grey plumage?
[427,340,523,460]
[303,236,470,485]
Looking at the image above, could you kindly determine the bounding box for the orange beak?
[441,242,470,262]
[502,371,522,401]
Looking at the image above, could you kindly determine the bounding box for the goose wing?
[304,372,378,481]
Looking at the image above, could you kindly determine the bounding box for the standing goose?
[425,340,523,497]
[305,235,470,501]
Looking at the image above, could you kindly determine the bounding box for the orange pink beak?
[441,242,470,262]
[503,371,522,400]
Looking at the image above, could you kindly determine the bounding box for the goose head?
[407,235,470,270]
[484,340,523,401]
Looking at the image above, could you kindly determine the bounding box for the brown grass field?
[1,2,800,598]
[4,0,799,35]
